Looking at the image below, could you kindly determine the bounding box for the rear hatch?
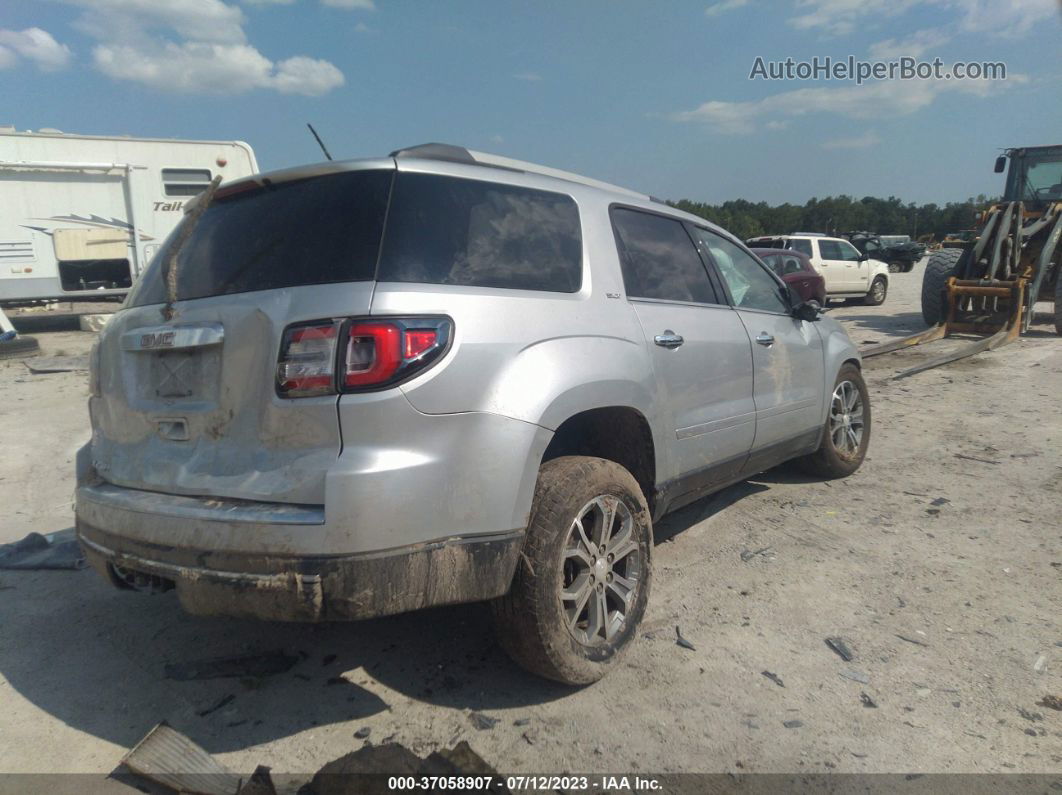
[90,164,394,505]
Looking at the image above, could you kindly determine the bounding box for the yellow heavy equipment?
[863,145,1062,377]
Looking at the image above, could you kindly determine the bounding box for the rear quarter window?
[377,173,582,293]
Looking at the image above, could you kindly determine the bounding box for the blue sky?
[1,0,1059,204]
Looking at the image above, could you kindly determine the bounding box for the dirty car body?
[77,144,865,681]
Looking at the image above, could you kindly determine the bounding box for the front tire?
[862,276,887,306]
[799,363,871,479]
[922,247,963,326]
[491,456,652,685]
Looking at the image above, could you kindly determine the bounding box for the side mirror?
[792,299,822,322]
[858,253,869,261]
[994,155,1007,174]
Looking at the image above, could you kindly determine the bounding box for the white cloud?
[868,28,951,59]
[64,0,247,45]
[271,55,345,95]
[0,27,73,71]
[672,75,1018,133]
[57,0,344,96]
[952,0,1058,36]
[790,0,1058,37]
[822,130,882,149]
[321,0,375,8]
[705,0,750,17]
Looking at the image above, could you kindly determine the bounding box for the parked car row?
[747,234,890,306]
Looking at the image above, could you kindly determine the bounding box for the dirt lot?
[0,270,1059,784]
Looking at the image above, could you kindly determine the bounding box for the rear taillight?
[277,317,451,398]
[277,321,342,397]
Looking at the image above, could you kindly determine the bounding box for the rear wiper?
[161,175,223,321]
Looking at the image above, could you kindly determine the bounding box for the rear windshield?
[127,170,392,306]
[127,169,582,306]
[378,173,582,293]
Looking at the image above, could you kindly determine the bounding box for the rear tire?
[799,363,871,479]
[862,276,887,306]
[922,248,963,326]
[491,456,652,685]
[0,335,40,360]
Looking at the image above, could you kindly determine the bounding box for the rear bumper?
[77,512,523,621]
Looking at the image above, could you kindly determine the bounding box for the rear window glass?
[127,170,392,306]
[377,173,582,293]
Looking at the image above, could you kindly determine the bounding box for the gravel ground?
[0,263,1059,783]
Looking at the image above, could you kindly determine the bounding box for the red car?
[751,247,827,306]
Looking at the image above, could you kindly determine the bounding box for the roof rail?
[389,142,649,200]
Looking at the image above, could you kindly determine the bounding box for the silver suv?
[76,144,870,685]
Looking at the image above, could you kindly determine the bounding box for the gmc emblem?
[140,331,176,349]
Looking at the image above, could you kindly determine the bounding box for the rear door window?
[817,240,843,260]
[127,170,392,306]
[787,238,813,257]
[610,208,719,304]
[377,173,582,292]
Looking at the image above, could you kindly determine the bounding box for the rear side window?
[162,168,213,197]
[377,173,582,292]
[818,240,843,260]
[127,170,392,306]
[787,238,813,256]
[610,208,718,304]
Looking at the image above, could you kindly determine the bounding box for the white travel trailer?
[0,127,257,302]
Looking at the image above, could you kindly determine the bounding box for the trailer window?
[162,168,213,197]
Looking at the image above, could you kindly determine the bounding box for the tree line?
[668,194,996,242]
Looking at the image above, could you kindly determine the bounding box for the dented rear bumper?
[77,513,523,621]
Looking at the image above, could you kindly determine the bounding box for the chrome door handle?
[654,330,684,349]
[755,332,775,346]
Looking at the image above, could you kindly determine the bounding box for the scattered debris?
[24,355,89,374]
[1024,728,1037,737]
[196,694,235,717]
[740,546,772,562]
[839,669,869,684]
[354,726,372,739]
[850,752,868,759]
[963,731,986,740]
[1036,695,1062,711]
[782,720,803,729]
[120,722,242,795]
[468,712,500,731]
[860,692,878,708]
[164,651,298,681]
[1033,655,1047,673]
[521,732,534,746]
[1017,708,1043,722]
[78,314,113,333]
[675,626,696,651]
[825,637,855,662]
[896,634,929,647]
[0,529,84,571]
[239,765,278,795]
[902,490,929,497]
[761,670,785,688]
[953,453,1001,465]
[929,497,950,507]
[513,718,531,727]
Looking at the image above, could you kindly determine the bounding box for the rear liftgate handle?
[654,330,684,349]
